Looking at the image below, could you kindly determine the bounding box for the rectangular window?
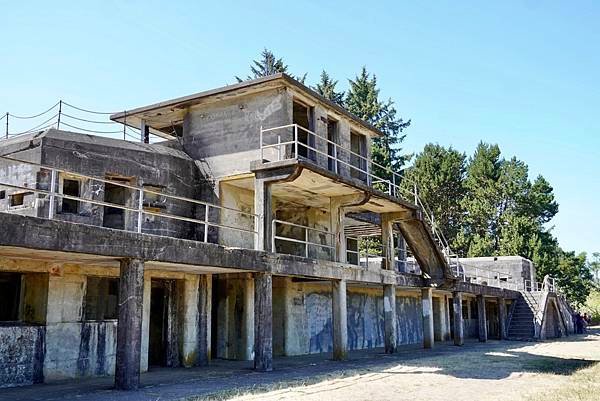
[0,190,5,200]
[350,131,367,181]
[9,193,24,207]
[61,178,80,214]
[84,276,119,320]
[0,272,22,321]
[143,185,166,210]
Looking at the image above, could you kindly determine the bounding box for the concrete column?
[330,197,346,263]
[477,295,488,342]
[422,288,434,349]
[433,296,447,342]
[197,274,212,365]
[332,279,348,360]
[444,295,452,341]
[313,105,329,169]
[254,272,273,371]
[254,178,273,252]
[383,284,397,353]
[381,214,396,270]
[497,297,507,340]
[140,274,151,372]
[242,276,255,360]
[452,291,464,346]
[115,258,145,391]
[180,276,200,367]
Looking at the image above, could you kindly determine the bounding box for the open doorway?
[350,131,367,182]
[327,117,338,172]
[103,179,132,230]
[149,279,180,367]
[293,101,314,160]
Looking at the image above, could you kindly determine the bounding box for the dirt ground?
[2,329,598,401]
[223,328,600,401]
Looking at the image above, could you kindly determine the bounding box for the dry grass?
[526,362,600,401]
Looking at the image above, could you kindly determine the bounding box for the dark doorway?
[327,118,338,172]
[350,131,367,181]
[149,280,179,367]
[0,273,21,321]
[293,101,314,160]
[103,181,130,230]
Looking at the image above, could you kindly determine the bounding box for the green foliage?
[236,48,306,83]
[345,67,411,177]
[553,251,594,306]
[313,71,344,105]
[400,144,466,244]
[583,289,600,324]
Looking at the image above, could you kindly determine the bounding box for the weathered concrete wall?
[0,136,43,218]
[219,182,255,249]
[44,272,117,381]
[183,88,292,180]
[459,256,536,288]
[0,325,44,388]
[272,281,423,356]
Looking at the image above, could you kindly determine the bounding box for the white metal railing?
[260,123,460,276]
[0,155,257,244]
[272,219,335,260]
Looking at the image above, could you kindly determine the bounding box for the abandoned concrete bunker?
[0,74,574,390]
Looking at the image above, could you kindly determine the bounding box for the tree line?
[238,49,595,305]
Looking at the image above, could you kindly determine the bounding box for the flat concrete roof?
[110,73,384,138]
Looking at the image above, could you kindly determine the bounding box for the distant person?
[575,312,584,334]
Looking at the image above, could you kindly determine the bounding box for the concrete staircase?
[507,291,542,340]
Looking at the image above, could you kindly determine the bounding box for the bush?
[582,289,600,324]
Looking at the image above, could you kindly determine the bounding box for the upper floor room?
[110,74,384,187]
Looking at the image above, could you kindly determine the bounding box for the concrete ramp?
[396,210,453,280]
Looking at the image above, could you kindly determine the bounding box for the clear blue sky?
[1,1,598,258]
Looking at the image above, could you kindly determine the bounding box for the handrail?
[260,123,458,276]
[271,219,335,260]
[0,156,257,244]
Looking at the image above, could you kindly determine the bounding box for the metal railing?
[0,155,257,244]
[272,219,335,260]
[260,123,460,277]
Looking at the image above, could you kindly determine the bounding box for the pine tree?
[314,71,344,105]
[400,144,466,244]
[345,67,411,180]
[236,48,306,83]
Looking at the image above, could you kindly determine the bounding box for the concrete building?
[0,74,572,390]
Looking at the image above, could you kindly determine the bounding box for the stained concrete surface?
[1,331,597,401]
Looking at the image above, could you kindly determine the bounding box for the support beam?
[422,288,434,349]
[254,178,273,252]
[254,272,273,371]
[332,279,348,360]
[477,295,488,342]
[497,297,507,340]
[381,213,396,270]
[197,274,212,365]
[452,291,464,346]
[115,258,145,390]
[383,284,397,353]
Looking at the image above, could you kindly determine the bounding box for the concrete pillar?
[254,178,273,252]
[330,197,347,263]
[497,297,507,340]
[383,284,397,353]
[444,295,452,341]
[422,288,434,349]
[452,291,464,346]
[197,274,212,365]
[254,272,273,371]
[433,296,447,342]
[140,274,151,372]
[115,258,145,391]
[477,295,488,342]
[332,279,348,360]
[381,214,395,270]
[242,276,255,360]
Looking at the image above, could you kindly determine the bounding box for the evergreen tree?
[236,48,306,83]
[314,70,344,105]
[345,67,411,180]
[400,144,466,244]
